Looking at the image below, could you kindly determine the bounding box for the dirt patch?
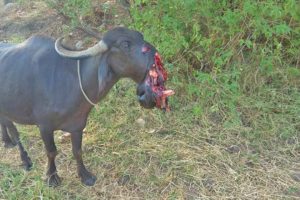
[0,1,63,40]
[0,1,130,44]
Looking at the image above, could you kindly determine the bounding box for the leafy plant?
[130,0,300,136]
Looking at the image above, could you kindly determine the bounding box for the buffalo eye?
[142,45,151,53]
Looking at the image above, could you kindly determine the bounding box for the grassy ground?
[1,79,300,199]
[1,1,300,200]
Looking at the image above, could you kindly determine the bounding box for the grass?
[1,0,300,199]
[1,80,300,199]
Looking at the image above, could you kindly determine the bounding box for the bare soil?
[0,2,63,40]
[0,1,129,44]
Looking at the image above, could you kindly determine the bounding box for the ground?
[1,1,300,200]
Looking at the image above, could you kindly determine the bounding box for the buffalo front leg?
[5,122,32,170]
[1,124,16,148]
[71,131,96,186]
[39,127,61,186]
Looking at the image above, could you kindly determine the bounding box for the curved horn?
[55,38,108,59]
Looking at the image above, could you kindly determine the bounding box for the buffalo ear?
[97,56,110,94]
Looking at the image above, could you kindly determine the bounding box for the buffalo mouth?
[137,83,156,109]
[137,52,175,111]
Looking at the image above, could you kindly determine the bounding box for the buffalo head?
[55,27,172,110]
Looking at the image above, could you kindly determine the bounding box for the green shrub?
[131,0,299,71]
[130,0,300,136]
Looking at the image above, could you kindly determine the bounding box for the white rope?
[77,60,97,107]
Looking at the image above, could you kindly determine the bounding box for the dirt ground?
[0,2,62,40]
[0,1,129,45]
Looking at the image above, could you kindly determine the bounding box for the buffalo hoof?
[21,152,33,171]
[80,171,97,186]
[4,141,17,148]
[22,158,33,171]
[47,173,62,187]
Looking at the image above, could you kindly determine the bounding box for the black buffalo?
[0,27,158,186]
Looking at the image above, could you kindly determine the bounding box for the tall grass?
[130,0,300,140]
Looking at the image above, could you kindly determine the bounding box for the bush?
[131,0,299,71]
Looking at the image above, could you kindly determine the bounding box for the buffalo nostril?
[138,91,145,97]
[139,94,145,102]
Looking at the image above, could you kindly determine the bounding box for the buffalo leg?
[71,131,96,186]
[6,122,32,170]
[39,127,61,186]
[1,124,16,148]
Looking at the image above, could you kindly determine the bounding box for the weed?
[7,35,25,43]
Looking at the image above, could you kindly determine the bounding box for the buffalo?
[0,27,170,186]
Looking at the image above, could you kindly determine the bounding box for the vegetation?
[1,0,300,199]
[46,0,92,27]
[131,0,300,139]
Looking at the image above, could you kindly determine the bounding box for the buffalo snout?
[137,83,156,109]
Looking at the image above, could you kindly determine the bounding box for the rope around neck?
[77,60,97,107]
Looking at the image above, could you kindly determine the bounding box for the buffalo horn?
[55,38,108,59]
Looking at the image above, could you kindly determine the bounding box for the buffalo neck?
[77,54,118,106]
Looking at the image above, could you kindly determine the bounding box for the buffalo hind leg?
[71,131,96,186]
[39,126,61,186]
[1,124,16,148]
[5,122,32,170]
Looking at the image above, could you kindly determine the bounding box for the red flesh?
[145,52,175,111]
